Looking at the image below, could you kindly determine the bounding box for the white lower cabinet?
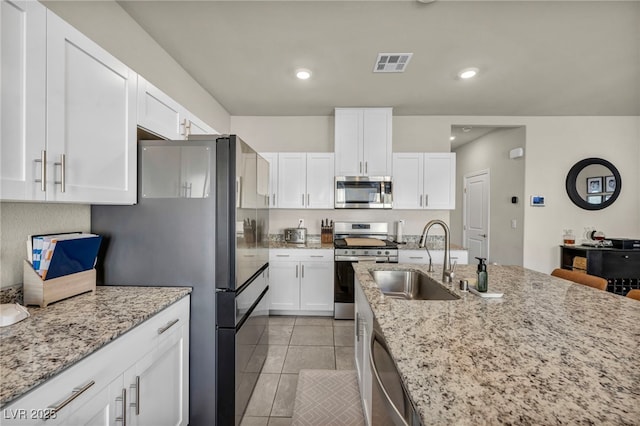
[269,250,334,314]
[2,296,190,426]
[399,249,468,265]
[354,277,373,425]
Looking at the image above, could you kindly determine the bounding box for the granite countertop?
[354,263,640,425]
[0,286,191,407]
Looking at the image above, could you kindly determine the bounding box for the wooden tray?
[23,260,96,307]
[344,238,386,247]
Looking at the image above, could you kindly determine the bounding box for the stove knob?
[351,250,356,255]
[385,251,389,255]
[364,250,369,255]
[377,251,382,255]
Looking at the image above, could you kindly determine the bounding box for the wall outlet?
[298,219,304,228]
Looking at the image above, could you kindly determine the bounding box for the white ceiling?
[118,0,640,116]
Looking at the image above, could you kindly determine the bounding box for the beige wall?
[451,127,526,266]
[44,0,231,134]
[232,115,640,274]
[0,203,90,288]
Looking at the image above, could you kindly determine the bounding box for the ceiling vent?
[373,53,413,73]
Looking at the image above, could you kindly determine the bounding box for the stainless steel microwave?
[335,176,393,209]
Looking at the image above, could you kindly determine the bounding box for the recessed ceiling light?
[450,136,456,141]
[296,69,311,80]
[458,67,479,79]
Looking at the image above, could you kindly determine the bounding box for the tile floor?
[241,316,355,426]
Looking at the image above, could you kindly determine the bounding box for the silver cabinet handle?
[157,318,179,335]
[424,194,428,207]
[276,254,290,257]
[359,161,362,174]
[310,255,324,258]
[34,150,47,191]
[115,388,127,425]
[409,256,422,259]
[355,313,360,342]
[272,193,276,206]
[307,193,310,206]
[419,195,423,206]
[130,376,140,416]
[47,380,95,419]
[296,264,299,278]
[365,161,368,174]
[301,264,305,278]
[369,330,409,426]
[302,194,305,206]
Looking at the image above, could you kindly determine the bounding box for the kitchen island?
[354,263,640,425]
[0,286,191,407]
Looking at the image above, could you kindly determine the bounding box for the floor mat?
[291,369,365,426]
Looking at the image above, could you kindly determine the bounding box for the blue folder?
[45,235,102,280]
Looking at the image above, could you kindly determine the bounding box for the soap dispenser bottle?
[475,257,488,292]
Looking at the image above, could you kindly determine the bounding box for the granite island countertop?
[354,263,640,425]
[0,286,191,407]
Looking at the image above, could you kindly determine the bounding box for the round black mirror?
[566,158,621,210]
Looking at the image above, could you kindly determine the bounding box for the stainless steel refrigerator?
[91,135,270,425]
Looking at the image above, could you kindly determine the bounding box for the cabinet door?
[63,375,124,426]
[137,76,182,140]
[299,261,334,311]
[269,261,300,310]
[260,153,278,208]
[305,153,334,209]
[127,322,188,426]
[423,153,456,210]
[277,153,307,209]
[354,279,373,425]
[398,251,430,264]
[46,11,137,204]
[334,108,363,176]
[1,0,46,201]
[185,114,215,137]
[362,108,392,176]
[392,153,423,209]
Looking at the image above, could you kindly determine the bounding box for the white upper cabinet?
[1,3,136,204]
[275,152,334,209]
[46,11,137,204]
[334,108,392,177]
[392,152,456,210]
[1,0,46,201]
[137,76,183,140]
[137,76,216,140]
[260,152,278,208]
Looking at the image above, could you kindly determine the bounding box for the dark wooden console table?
[560,245,640,296]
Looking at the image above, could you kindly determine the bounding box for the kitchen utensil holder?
[23,260,96,307]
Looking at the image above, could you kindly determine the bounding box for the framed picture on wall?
[587,195,602,204]
[605,175,616,192]
[587,176,602,194]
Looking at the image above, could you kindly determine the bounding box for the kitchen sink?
[370,270,460,301]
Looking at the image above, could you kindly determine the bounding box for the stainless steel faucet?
[419,219,456,283]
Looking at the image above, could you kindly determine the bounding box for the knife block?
[23,260,96,307]
[321,226,333,244]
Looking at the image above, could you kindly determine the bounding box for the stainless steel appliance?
[335,176,393,209]
[91,135,269,425]
[370,318,422,426]
[284,227,307,244]
[334,222,398,319]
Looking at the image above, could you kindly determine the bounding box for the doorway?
[463,170,490,262]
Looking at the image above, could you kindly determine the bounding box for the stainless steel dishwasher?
[370,320,422,426]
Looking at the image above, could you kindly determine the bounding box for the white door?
[362,108,392,176]
[464,170,490,262]
[299,261,334,311]
[305,153,334,209]
[269,261,300,310]
[277,153,306,209]
[46,11,137,204]
[1,0,46,201]
[424,153,456,210]
[392,153,423,209]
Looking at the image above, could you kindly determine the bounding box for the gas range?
[333,222,399,262]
